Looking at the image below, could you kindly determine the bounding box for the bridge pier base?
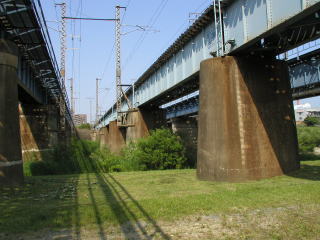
[102,108,165,153]
[197,56,299,182]
[0,39,24,185]
[171,116,198,168]
[126,108,165,143]
[99,127,109,148]
[107,121,126,154]
[19,104,59,162]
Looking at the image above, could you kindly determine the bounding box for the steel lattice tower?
[56,2,67,130]
[115,6,122,115]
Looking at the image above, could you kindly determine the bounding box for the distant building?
[73,114,87,126]
[294,103,320,122]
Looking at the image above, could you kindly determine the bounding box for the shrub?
[297,126,320,154]
[132,128,187,170]
[304,116,320,126]
[77,123,91,129]
[90,147,121,172]
[24,128,187,176]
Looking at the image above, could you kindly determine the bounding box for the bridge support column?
[107,121,126,154]
[19,104,59,162]
[197,56,299,182]
[171,116,198,167]
[0,39,23,184]
[99,127,109,147]
[126,108,165,143]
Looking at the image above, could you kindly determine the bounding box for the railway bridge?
[0,0,75,184]
[95,0,320,181]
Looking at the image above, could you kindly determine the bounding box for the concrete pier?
[126,108,165,143]
[98,108,165,153]
[0,39,24,185]
[107,121,126,153]
[19,104,59,162]
[99,127,109,147]
[171,116,198,167]
[197,56,299,182]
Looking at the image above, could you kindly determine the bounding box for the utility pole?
[96,78,101,122]
[56,2,67,130]
[63,7,153,126]
[115,6,126,116]
[86,97,94,124]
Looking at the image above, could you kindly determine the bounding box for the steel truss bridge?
[0,0,74,127]
[96,0,320,128]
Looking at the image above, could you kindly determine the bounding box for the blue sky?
[41,0,213,123]
[41,0,320,123]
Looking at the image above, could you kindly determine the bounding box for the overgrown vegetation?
[297,126,320,155]
[303,116,320,126]
[24,128,187,176]
[24,139,100,176]
[77,123,91,129]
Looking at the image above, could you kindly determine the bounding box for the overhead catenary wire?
[123,0,169,69]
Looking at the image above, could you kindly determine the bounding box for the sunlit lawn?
[1,160,320,239]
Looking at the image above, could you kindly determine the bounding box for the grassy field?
[1,160,320,239]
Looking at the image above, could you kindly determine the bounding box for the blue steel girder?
[290,49,320,99]
[164,52,320,119]
[96,0,320,128]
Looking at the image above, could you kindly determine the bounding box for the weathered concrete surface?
[90,130,98,142]
[99,127,109,147]
[107,121,126,154]
[126,108,165,143]
[171,116,198,167]
[0,39,23,185]
[197,56,299,182]
[99,108,165,153]
[19,104,59,161]
[77,129,92,141]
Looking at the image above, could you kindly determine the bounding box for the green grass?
[1,160,320,239]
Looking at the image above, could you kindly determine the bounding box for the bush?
[297,126,320,154]
[24,128,187,176]
[77,123,91,129]
[90,147,122,172]
[304,116,320,126]
[129,128,187,170]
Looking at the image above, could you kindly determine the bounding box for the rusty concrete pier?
[98,108,165,153]
[197,56,300,182]
[0,39,24,184]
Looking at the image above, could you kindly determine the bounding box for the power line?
[123,0,168,69]
[77,0,83,113]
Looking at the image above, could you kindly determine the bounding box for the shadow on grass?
[0,175,80,239]
[299,153,320,161]
[94,172,171,240]
[287,163,320,181]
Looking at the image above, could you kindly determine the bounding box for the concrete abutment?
[197,56,299,182]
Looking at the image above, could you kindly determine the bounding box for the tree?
[128,128,187,170]
[304,116,320,126]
